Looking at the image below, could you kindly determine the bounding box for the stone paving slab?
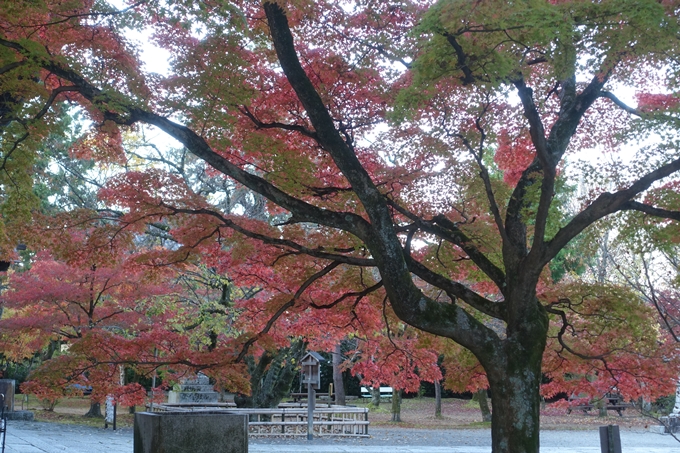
[3,420,680,453]
[248,445,680,453]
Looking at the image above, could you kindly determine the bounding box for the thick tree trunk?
[84,401,103,418]
[390,388,402,422]
[41,340,60,361]
[434,379,442,418]
[236,340,304,409]
[475,389,492,422]
[488,362,542,453]
[484,298,548,453]
[332,343,346,406]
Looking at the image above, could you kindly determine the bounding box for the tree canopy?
[2,1,680,452]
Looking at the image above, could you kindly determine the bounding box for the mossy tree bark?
[235,340,304,409]
[483,295,548,453]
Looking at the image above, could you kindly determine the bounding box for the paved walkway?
[4,420,680,452]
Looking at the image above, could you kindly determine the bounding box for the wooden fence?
[148,404,369,437]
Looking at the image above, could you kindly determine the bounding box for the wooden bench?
[567,394,633,417]
[360,387,393,400]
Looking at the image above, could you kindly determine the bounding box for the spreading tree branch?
[0,35,375,242]
[157,204,376,267]
[620,200,680,221]
[544,156,680,266]
[385,198,506,292]
[309,280,384,310]
[235,261,341,361]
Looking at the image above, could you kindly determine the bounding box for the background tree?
[332,342,346,406]
[0,241,175,412]
[234,339,304,408]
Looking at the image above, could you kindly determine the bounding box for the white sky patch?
[106,0,171,75]
[136,124,184,151]
[126,28,172,76]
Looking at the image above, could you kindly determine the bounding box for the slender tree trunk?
[434,379,442,418]
[42,340,60,361]
[673,377,680,414]
[475,389,492,422]
[370,387,380,407]
[596,397,608,417]
[332,343,346,406]
[390,388,401,422]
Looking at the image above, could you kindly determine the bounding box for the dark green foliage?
[652,395,675,416]
[1,356,34,385]
[549,238,589,283]
[235,340,304,408]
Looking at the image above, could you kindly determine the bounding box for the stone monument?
[167,373,219,404]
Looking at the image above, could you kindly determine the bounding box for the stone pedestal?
[134,411,247,453]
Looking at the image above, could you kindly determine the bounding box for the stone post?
[0,381,14,412]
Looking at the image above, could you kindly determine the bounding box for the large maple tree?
[3,1,680,452]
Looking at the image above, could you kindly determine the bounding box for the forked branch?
[235,261,341,361]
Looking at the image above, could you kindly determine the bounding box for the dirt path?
[358,397,652,430]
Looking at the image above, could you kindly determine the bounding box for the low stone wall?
[5,411,33,421]
[660,414,680,434]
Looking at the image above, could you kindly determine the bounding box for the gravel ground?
[5,420,680,453]
[249,426,677,449]
[18,397,678,452]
